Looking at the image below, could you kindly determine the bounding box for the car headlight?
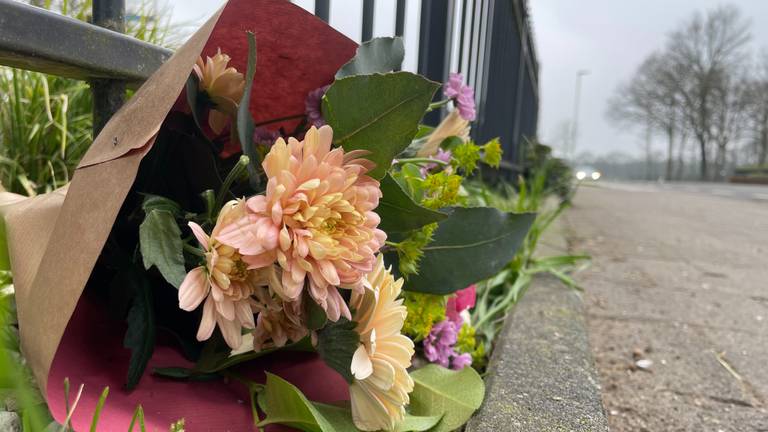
[576,171,586,180]
[591,171,601,180]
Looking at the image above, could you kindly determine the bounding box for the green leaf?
[378,173,446,233]
[336,37,405,78]
[141,194,182,216]
[139,209,186,288]
[258,373,355,432]
[408,365,485,432]
[304,291,327,331]
[152,367,221,382]
[185,73,208,133]
[323,72,440,179]
[237,31,261,188]
[396,414,443,432]
[315,318,359,383]
[194,335,313,373]
[402,207,536,295]
[311,403,358,431]
[123,270,156,390]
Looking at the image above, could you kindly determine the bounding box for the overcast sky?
[160,1,768,158]
[530,1,768,158]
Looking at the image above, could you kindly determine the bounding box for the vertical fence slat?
[315,0,330,22]
[418,0,454,125]
[362,0,375,42]
[91,0,126,136]
[395,0,406,37]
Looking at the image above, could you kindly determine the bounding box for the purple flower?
[451,353,472,370]
[419,148,453,177]
[305,85,330,127]
[443,73,476,121]
[253,127,281,147]
[422,319,471,370]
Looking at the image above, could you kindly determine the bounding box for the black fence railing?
[0,0,539,172]
[311,0,539,174]
[416,0,540,174]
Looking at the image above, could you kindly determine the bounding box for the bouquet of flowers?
[0,1,534,430]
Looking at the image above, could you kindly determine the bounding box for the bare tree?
[710,67,750,179]
[663,5,751,180]
[607,53,683,180]
[743,52,768,166]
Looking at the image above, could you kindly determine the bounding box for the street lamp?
[568,69,590,160]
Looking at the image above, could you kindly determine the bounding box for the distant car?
[575,166,601,181]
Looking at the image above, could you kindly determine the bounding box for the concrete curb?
[466,275,609,431]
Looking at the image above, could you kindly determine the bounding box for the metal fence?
[0,0,538,171]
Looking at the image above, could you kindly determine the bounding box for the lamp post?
[568,69,590,160]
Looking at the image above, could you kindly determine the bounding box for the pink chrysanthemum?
[217,126,386,321]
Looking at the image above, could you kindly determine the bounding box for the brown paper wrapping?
[1,5,224,392]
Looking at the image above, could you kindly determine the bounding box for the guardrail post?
[91,0,126,136]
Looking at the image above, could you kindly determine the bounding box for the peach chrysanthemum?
[250,283,308,352]
[178,200,273,349]
[193,48,245,134]
[349,255,414,431]
[217,125,386,321]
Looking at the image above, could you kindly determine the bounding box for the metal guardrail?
[0,0,170,84]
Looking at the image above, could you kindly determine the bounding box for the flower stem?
[253,113,306,127]
[183,243,205,257]
[426,99,452,112]
[221,370,265,427]
[214,155,249,214]
[392,158,449,166]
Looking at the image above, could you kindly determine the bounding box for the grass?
[0,0,177,197]
[467,162,590,349]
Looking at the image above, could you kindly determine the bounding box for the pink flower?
[178,200,276,349]
[446,284,476,324]
[443,73,476,121]
[419,148,452,177]
[217,126,386,321]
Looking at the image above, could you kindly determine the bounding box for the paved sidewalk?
[565,185,768,431]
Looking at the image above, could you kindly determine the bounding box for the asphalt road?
[565,184,768,431]
[595,180,768,203]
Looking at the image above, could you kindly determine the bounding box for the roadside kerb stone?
[466,275,609,431]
